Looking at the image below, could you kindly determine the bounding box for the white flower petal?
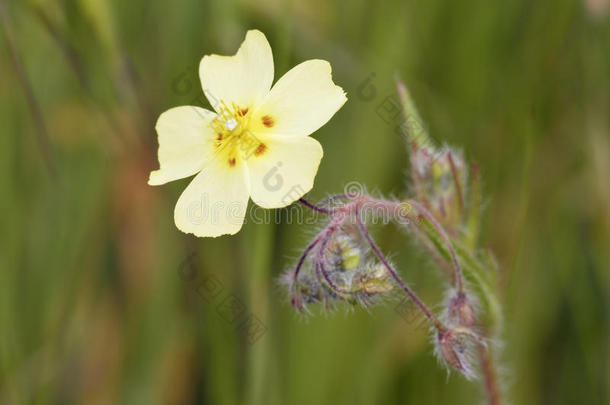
[245,134,323,208]
[199,30,274,112]
[149,106,217,186]
[249,59,346,137]
[174,154,250,237]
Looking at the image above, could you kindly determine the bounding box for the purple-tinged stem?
[316,259,351,296]
[291,235,322,294]
[315,229,352,295]
[298,198,334,215]
[479,346,503,405]
[355,207,445,332]
[318,193,350,208]
[291,212,348,308]
[407,199,464,293]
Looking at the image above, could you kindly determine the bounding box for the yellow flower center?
[210,101,267,167]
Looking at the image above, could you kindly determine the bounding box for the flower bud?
[411,145,466,229]
[357,262,394,294]
[326,233,362,271]
[447,292,477,327]
[435,326,483,380]
[281,271,323,313]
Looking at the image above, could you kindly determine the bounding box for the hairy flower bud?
[324,222,366,268]
[446,291,477,327]
[411,145,466,229]
[328,234,361,270]
[355,262,394,294]
[435,326,484,380]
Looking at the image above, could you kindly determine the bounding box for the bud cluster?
[283,216,396,313]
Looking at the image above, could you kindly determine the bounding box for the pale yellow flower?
[149,30,347,237]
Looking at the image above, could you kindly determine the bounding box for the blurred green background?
[1,0,609,404]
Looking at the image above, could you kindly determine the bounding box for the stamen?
[209,100,253,157]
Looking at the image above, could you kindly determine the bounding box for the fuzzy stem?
[292,234,322,289]
[479,346,503,405]
[318,193,350,208]
[353,195,466,294]
[407,199,465,293]
[291,236,321,285]
[290,233,323,311]
[315,228,353,295]
[291,211,348,309]
[316,257,351,296]
[298,197,334,215]
[355,207,445,331]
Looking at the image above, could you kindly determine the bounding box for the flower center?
[210,101,267,167]
[225,118,238,131]
[211,101,249,137]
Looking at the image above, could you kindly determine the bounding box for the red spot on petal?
[254,143,267,157]
[262,115,274,128]
[228,158,236,167]
[239,108,249,116]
